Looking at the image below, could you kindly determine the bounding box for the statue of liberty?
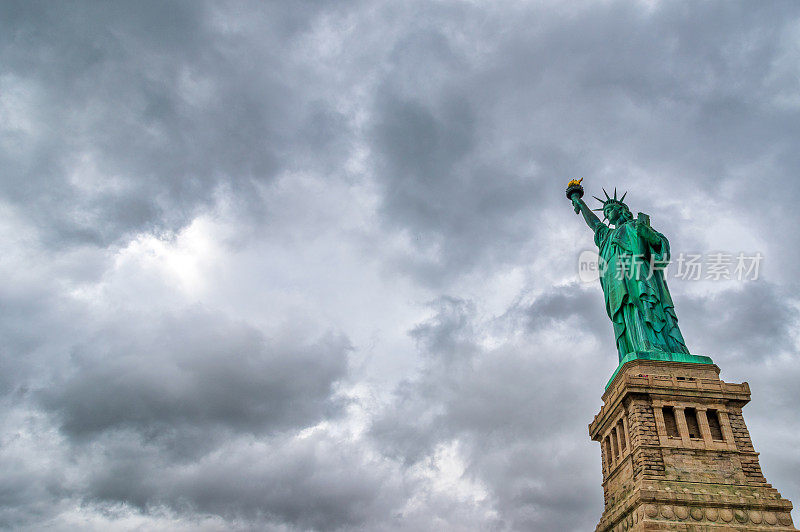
[566,179,690,362]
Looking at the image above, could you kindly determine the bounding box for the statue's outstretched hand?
[572,197,582,214]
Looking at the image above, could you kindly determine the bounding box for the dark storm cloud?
[77,430,402,531]
[0,0,350,247]
[0,286,60,395]
[490,0,799,182]
[678,282,799,361]
[521,283,610,343]
[39,309,350,440]
[371,92,541,283]
[1,303,365,530]
[0,423,68,529]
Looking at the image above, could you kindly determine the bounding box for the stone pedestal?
[589,359,796,531]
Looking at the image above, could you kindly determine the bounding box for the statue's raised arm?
[567,178,605,232]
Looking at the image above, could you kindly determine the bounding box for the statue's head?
[593,188,632,225]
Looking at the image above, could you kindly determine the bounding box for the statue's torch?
[566,178,584,214]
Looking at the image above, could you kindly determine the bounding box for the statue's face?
[604,204,621,224]
[604,203,630,225]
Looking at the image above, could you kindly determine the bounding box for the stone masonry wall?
[626,396,664,480]
[728,409,767,483]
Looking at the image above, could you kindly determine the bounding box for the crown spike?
[593,195,605,204]
[592,208,604,212]
[620,191,627,203]
[614,187,617,200]
[602,188,610,200]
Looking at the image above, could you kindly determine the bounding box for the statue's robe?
[594,219,689,361]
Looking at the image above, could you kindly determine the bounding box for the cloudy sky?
[2,1,800,530]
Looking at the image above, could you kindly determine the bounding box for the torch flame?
[567,177,583,187]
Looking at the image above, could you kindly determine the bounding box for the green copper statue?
[566,179,690,362]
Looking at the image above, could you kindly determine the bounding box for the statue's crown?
[592,188,628,217]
